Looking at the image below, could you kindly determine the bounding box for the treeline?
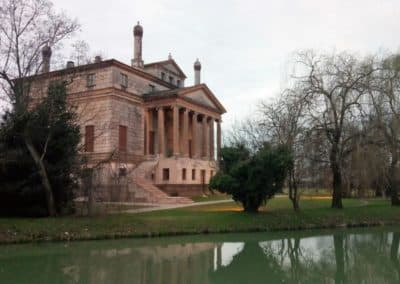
[229,50,400,209]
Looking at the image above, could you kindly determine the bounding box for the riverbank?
[1,197,399,245]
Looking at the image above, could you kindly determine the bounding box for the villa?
[32,22,226,204]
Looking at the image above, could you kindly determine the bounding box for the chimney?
[41,45,52,73]
[194,59,201,85]
[66,61,75,69]
[131,21,144,68]
[94,55,102,63]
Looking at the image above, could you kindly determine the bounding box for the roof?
[144,84,226,114]
[24,59,177,89]
[144,59,187,78]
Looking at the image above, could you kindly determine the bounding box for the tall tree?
[259,89,306,210]
[0,81,81,216]
[0,0,79,216]
[368,54,400,205]
[294,51,375,208]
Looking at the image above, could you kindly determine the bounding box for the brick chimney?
[41,45,52,73]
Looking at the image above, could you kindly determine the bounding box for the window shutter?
[119,125,127,152]
[85,125,94,152]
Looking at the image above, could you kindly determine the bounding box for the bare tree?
[368,54,400,205]
[293,51,376,208]
[0,0,79,216]
[259,88,307,210]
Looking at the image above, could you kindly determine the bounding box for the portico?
[144,106,221,160]
[143,84,225,161]
[141,84,226,195]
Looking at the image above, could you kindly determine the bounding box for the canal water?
[0,227,399,283]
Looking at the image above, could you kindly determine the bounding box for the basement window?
[163,168,170,181]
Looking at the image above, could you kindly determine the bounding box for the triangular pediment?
[163,63,180,75]
[178,84,226,113]
[144,59,187,78]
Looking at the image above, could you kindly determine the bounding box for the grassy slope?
[0,197,399,244]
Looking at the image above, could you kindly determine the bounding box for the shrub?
[209,143,291,212]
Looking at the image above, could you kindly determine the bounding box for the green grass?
[0,197,399,244]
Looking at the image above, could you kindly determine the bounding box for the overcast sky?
[52,0,400,129]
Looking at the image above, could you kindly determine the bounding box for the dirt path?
[111,199,234,214]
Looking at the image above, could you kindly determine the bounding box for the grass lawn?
[0,197,399,244]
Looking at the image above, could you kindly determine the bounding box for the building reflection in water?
[0,230,399,284]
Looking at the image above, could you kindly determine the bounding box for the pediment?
[179,84,226,113]
[163,63,181,75]
[144,59,187,78]
[184,89,218,108]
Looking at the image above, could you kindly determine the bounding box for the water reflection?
[0,229,399,283]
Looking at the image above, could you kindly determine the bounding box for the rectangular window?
[161,72,165,81]
[86,73,96,88]
[182,168,187,181]
[192,169,196,180]
[176,79,181,87]
[163,168,170,181]
[210,170,214,178]
[119,125,127,152]
[201,170,206,184]
[169,76,174,84]
[85,125,94,152]
[120,73,128,88]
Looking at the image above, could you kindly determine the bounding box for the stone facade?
[30,23,226,204]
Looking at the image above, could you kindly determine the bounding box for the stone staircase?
[129,160,193,205]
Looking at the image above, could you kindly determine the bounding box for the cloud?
[51,0,400,132]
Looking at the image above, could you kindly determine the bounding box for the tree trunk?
[334,234,345,284]
[288,168,300,211]
[24,136,57,216]
[388,151,400,206]
[330,145,343,209]
[391,233,400,281]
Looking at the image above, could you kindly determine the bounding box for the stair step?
[128,160,193,205]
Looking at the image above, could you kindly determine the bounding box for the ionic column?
[157,107,165,156]
[145,109,150,155]
[173,105,180,156]
[183,109,189,157]
[217,120,222,161]
[202,116,210,159]
[210,119,215,160]
[192,112,198,158]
